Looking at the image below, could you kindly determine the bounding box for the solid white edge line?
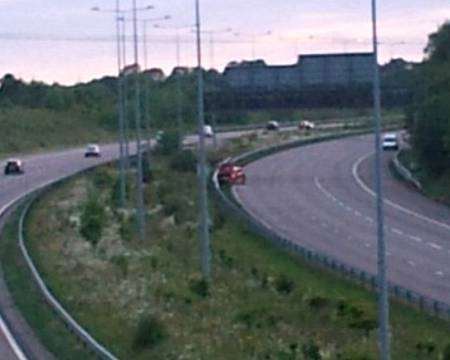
[0,318,27,360]
[352,152,450,232]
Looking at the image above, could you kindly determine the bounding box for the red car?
[218,162,246,185]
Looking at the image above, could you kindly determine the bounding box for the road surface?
[235,134,450,305]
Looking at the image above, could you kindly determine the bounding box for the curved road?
[0,128,264,358]
[235,134,450,305]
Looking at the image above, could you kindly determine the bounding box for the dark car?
[4,159,24,175]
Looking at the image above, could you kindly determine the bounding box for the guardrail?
[18,195,118,360]
[1,160,122,359]
[211,129,450,320]
[391,150,422,191]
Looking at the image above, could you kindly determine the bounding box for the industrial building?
[223,52,374,92]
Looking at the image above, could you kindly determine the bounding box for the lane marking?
[407,260,416,267]
[352,153,450,232]
[428,243,443,251]
[408,235,423,243]
[392,228,404,236]
[435,271,444,277]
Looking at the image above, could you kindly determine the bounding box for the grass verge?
[0,204,95,360]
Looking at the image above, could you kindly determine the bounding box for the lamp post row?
[96,3,390,358]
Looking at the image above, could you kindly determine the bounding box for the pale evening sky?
[0,0,449,85]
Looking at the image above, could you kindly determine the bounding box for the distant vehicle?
[298,120,315,130]
[218,162,246,185]
[84,144,101,157]
[4,159,24,175]
[266,121,280,131]
[382,133,399,151]
[203,125,214,138]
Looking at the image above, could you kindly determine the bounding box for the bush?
[155,130,181,155]
[133,316,167,351]
[188,276,210,298]
[274,274,295,295]
[307,296,330,309]
[302,340,322,360]
[80,195,106,246]
[170,150,197,173]
[443,343,450,360]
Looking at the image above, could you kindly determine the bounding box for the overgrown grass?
[0,107,117,158]
[0,206,95,359]
[20,136,450,359]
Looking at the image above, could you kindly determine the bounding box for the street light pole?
[120,17,130,172]
[132,0,146,241]
[195,0,211,280]
[371,0,390,359]
[115,0,127,208]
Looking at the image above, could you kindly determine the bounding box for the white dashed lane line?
[428,243,443,251]
[314,176,448,254]
[435,271,444,277]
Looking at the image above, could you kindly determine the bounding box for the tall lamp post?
[141,15,171,155]
[131,0,148,241]
[371,0,390,359]
[153,24,194,140]
[194,0,211,280]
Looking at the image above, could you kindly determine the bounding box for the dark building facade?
[223,52,374,92]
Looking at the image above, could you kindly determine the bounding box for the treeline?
[0,54,417,134]
[407,21,450,177]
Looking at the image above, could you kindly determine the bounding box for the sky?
[0,0,449,85]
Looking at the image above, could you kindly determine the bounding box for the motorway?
[235,134,450,305]
[0,129,444,358]
[0,128,271,358]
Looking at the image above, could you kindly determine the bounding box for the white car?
[4,159,24,175]
[266,120,280,131]
[298,120,315,130]
[203,125,214,138]
[85,144,101,157]
[382,133,399,151]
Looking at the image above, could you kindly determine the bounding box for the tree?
[411,22,450,176]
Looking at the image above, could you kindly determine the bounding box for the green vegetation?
[17,132,449,359]
[0,208,94,359]
[406,21,450,202]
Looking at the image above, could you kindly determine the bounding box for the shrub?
[443,343,450,360]
[302,340,322,360]
[274,274,295,295]
[170,150,197,173]
[80,195,106,246]
[133,316,167,351]
[155,130,181,155]
[416,340,436,354]
[307,296,330,309]
[188,276,210,298]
